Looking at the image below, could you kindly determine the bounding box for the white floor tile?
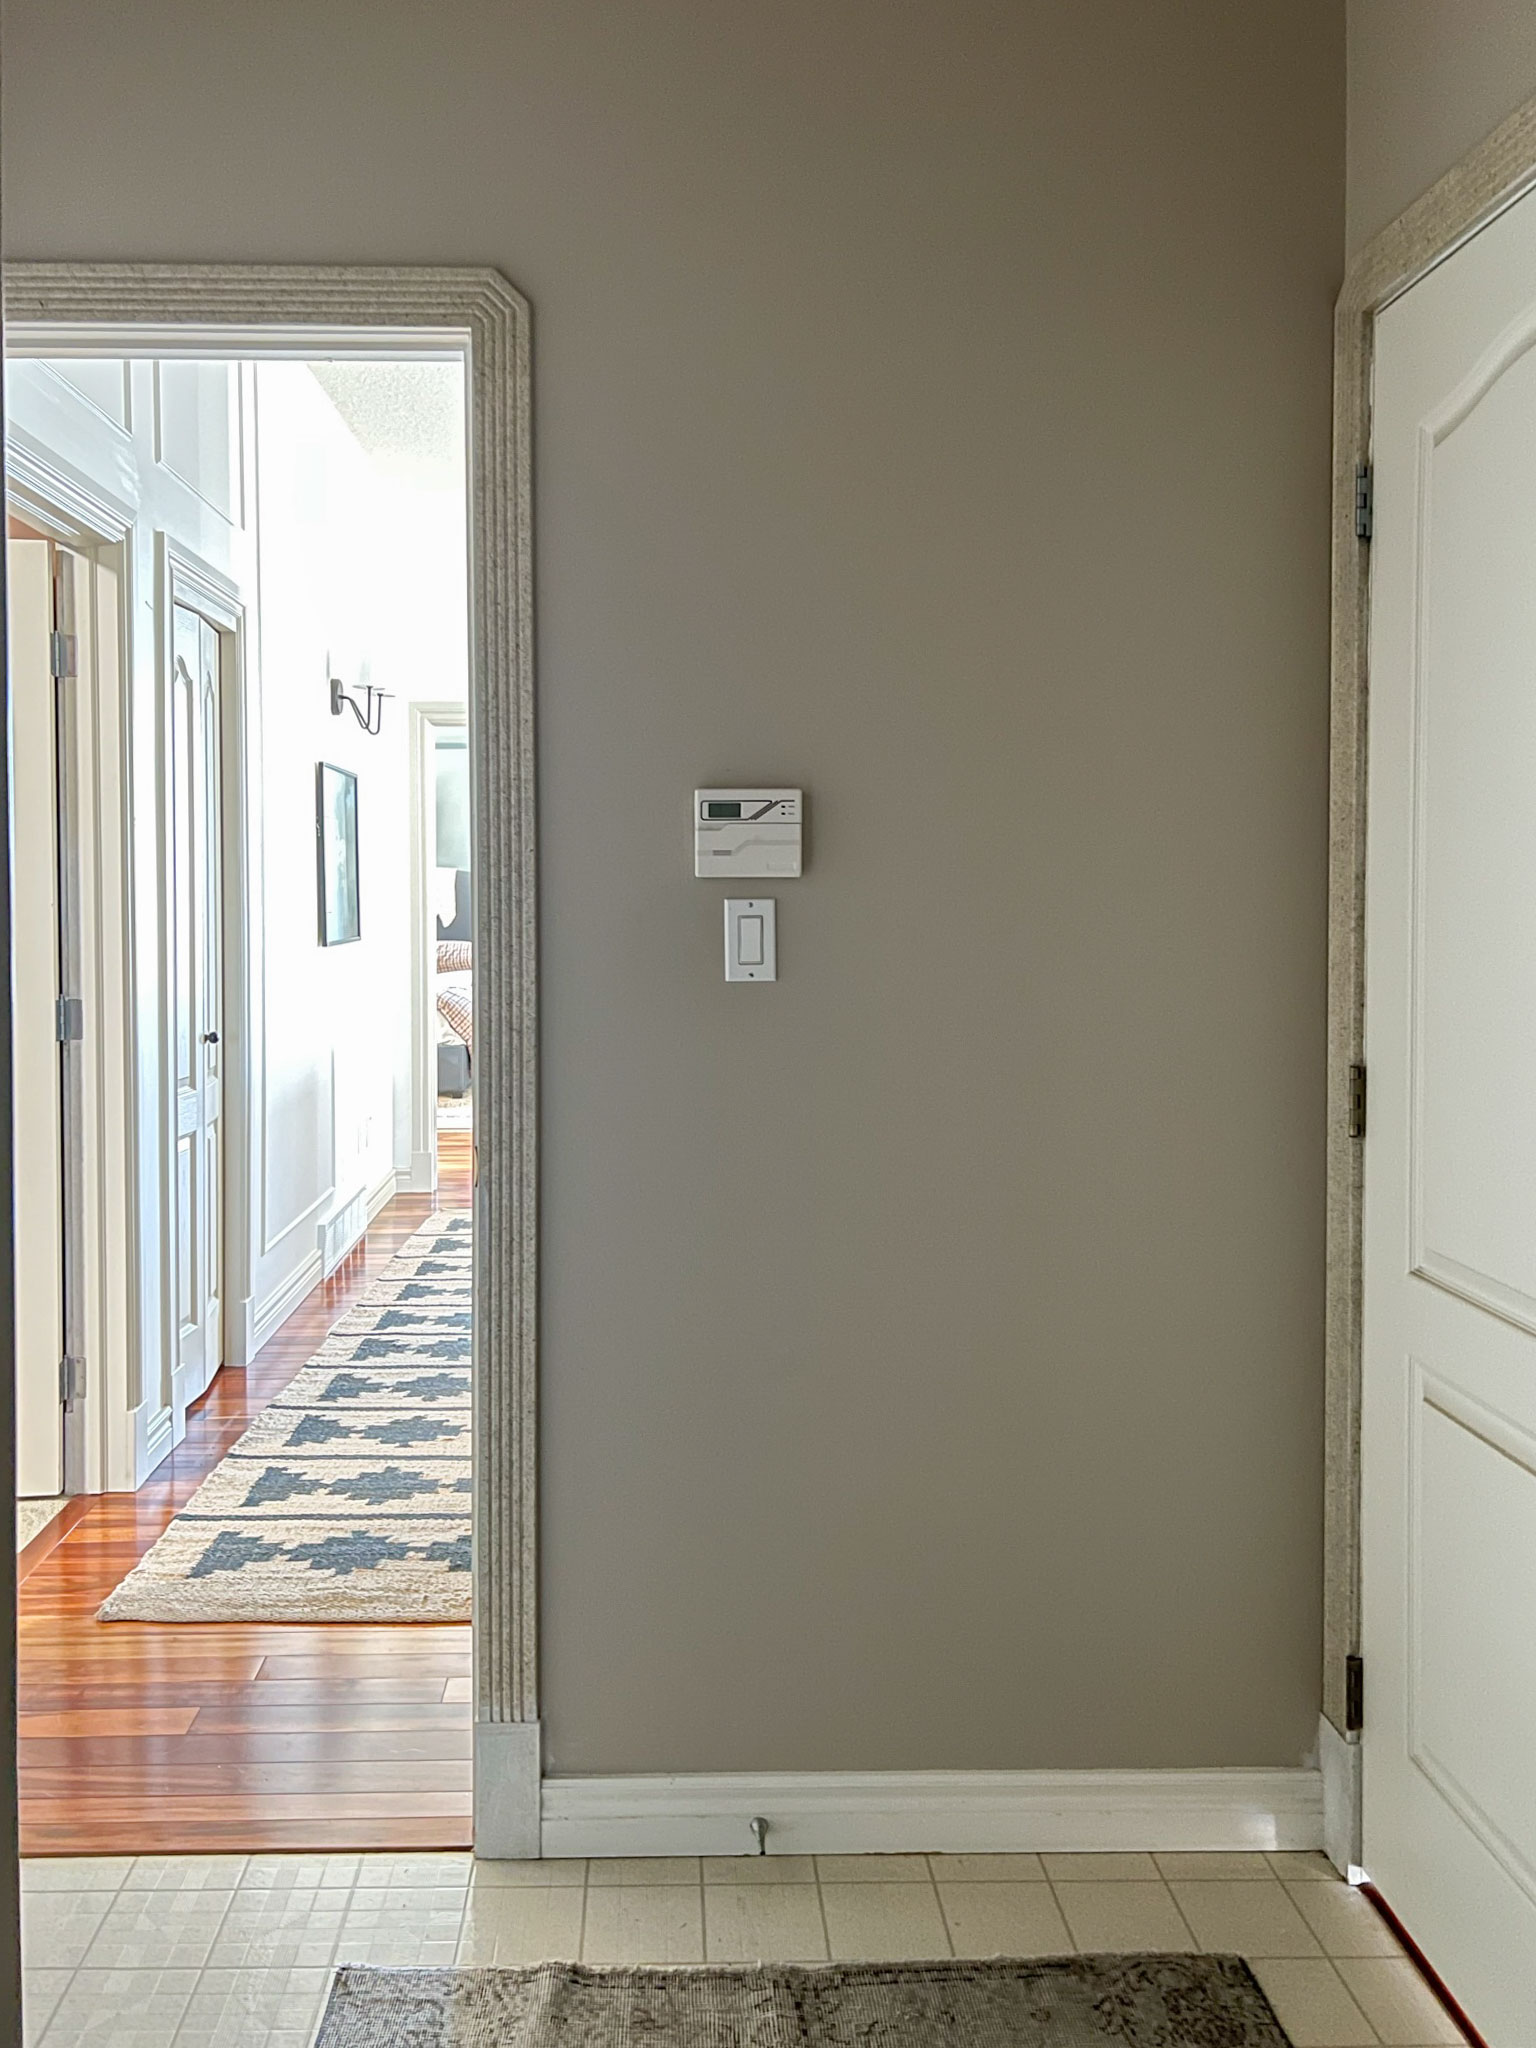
[937,1882,1073,1959]
[1285,1881,1404,1958]
[121,1860,247,1894]
[470,1859,587,1888]
[169,1966,332,2048]
[22,1970,73,2047]
[1042,1853,1160,1882]
[1052,1881,1192,1954]
[703,1884,828,1963]
[22,1863,135,1895]
[457,1887,585,1965]
[38,1967,201,2047]
[702,1856,815,1885]
[1267,1852,1343,1882]
[206,1889,347,1970]
[1169,1879,1323,1959]
[80,1892,235,1972]
[580,1886,704,1965]
[815,1856,930,1884]
[336,1886,467,1968]
[926,1854,1045,1882]
[1247,1958,1378,2048]
[21,1895,119,1971]
[1334,1957,1465,2046]
[1153,1852,1274,1881]
[353,1853,471,1890]
[820,1882,950,1961]
[586,1858,699,1887]
[240,1855,360,1892]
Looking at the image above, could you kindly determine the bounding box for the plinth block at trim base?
[475,1721,542,1859]
[538,1767,1323,1859]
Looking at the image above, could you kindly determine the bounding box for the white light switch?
[725,897,776,981]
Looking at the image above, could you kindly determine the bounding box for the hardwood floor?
[17,1134,474,1855]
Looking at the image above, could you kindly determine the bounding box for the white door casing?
[9,537,65,1498]
[5,266,538,1854]
[170,601,224,1415]
[1362,181,1536,2043]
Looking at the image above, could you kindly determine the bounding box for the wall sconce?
[330,675,391,737]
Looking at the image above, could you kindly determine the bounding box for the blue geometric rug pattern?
[98,1213,472,1622]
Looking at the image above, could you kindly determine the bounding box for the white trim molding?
[1319,1715,1361,1877]
[541,1769,1324,1861]
[5,265,539,1854]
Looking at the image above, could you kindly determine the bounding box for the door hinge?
[59,1356,86,1406]
[55,995,84,1044]
[1345,1653,1364,1733]
[1348,1062,1367,1140]
[1354,462,1373,542]
[48,629,78,680]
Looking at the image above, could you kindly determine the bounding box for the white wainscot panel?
[1413,333,1536,1331]
[154,359,240,520]
[1413,1379,1536,1904]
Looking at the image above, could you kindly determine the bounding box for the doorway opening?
[7,339,483,1852]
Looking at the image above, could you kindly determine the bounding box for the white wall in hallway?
[244,360,468,1343]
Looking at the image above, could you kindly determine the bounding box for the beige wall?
[0,0,1344,1773]
[1348,0,1536,256]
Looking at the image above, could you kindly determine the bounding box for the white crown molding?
[541,1768,1324,1860]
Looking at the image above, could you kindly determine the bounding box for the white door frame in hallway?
[161,547,247,1431]
[5,449,140,1499]
[408,698,469,1197]
[3,265,539,1856]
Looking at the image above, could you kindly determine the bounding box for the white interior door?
[171,602,224,1412]
[8,537,65,1498]
[1362,182,1536,2043]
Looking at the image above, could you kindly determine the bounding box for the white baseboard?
[369,1167,403,1220]
[400,1150,437,1195]
[476,1721,543,1858]
[135,1401,176,1485]
[1319,1715,1360,1876]
[539,1768,1324,1860]
[225,1295,258,1368]
[251,1249,324,1354]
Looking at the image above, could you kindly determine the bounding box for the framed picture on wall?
[317,762,361,945]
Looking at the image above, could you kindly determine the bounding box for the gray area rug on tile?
[315,1957,1292,2046]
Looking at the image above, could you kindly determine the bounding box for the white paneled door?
[170,602,225,1413]
[8,538,65,1498]
[1363,183,1536,2043]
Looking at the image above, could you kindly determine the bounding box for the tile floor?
[18,1849,1466,2047]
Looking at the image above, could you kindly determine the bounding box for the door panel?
[8,538,64,1498]
[170,602,223,1411]
[1363,183,1536,2042]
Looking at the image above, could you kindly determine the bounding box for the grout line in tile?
[1162,1876,1199,1951]
[925,1858,953,1957]
[1041,1875,1077,1955]
[813,1863,832,1963]
[577,1863,590,1965]
[927,1858,958,1956]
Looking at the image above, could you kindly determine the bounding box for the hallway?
[16,1138,473,1856]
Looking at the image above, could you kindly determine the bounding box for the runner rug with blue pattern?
[99,1212,472,1623]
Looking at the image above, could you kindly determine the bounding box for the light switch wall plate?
[725,897,776,981]
[695,789,802,877]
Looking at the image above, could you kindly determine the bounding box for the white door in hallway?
[1363,182,1536,2044]
[171,602,225,1411]
[8,538,65,1497]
